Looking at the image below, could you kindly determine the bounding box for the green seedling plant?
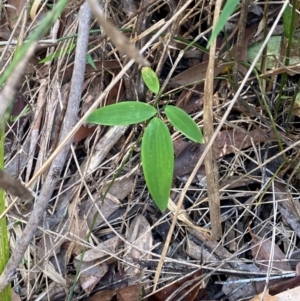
[87,67,204,211]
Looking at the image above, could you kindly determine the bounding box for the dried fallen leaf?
[87,284,143,301]
[174,128,277,177]
[250,286,300,301]
[87,289,116,301]
[171,61,225,87]
[74,237,120,295]
[73,125,96,143]
[249,226,291,272]
[186,237,218,262]
[117,284,144,301]
[249,225,291,294]
[84,193,121,228]
[75,236,119,262]
[269,275,300,296]
[124,214,153,279]
[0,170,32,199]
[74,261,108,296]
[149,269,205,301]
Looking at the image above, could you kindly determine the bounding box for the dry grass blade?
[0,41,37,121]
[0,2,92,292]
[86,0,149,67]
[167,199,210,235]
[203,0,222,240]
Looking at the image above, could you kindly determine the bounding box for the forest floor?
[1,0,300,300]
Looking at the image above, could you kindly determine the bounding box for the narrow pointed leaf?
[141,67,160,94]
[283,5,292,38]
[142,117,174,211]
[86,53,97,70]
[207,0,241,48]
[165,105,204,143]
[86,102,157,125]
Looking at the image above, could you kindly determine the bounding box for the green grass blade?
[0,0,69,87]
[0,124,11,301]
[207,0,241,48]
[165,105,204,143]
[283,4,292,38]
[86,102,157,125]
[141,117,174,211]
[39,42,76,64]
[86,53,97,70]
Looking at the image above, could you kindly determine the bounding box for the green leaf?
[283,5,292,38]
[141,67,160,94]
[86,53,97,70]
[165,105,204,143]
[86,101,157,125]
[40,42,75,63]
[142,117,174,211]
[207,0,241,48]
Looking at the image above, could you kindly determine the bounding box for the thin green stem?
[275,0,298,113]
[0,124,11,301]
[252,68,286,160]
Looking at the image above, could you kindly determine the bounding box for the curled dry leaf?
[116,284,144,301]
[171,60,225,87]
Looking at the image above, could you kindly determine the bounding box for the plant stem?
[275,0,298,113]
[0,123,11,301]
